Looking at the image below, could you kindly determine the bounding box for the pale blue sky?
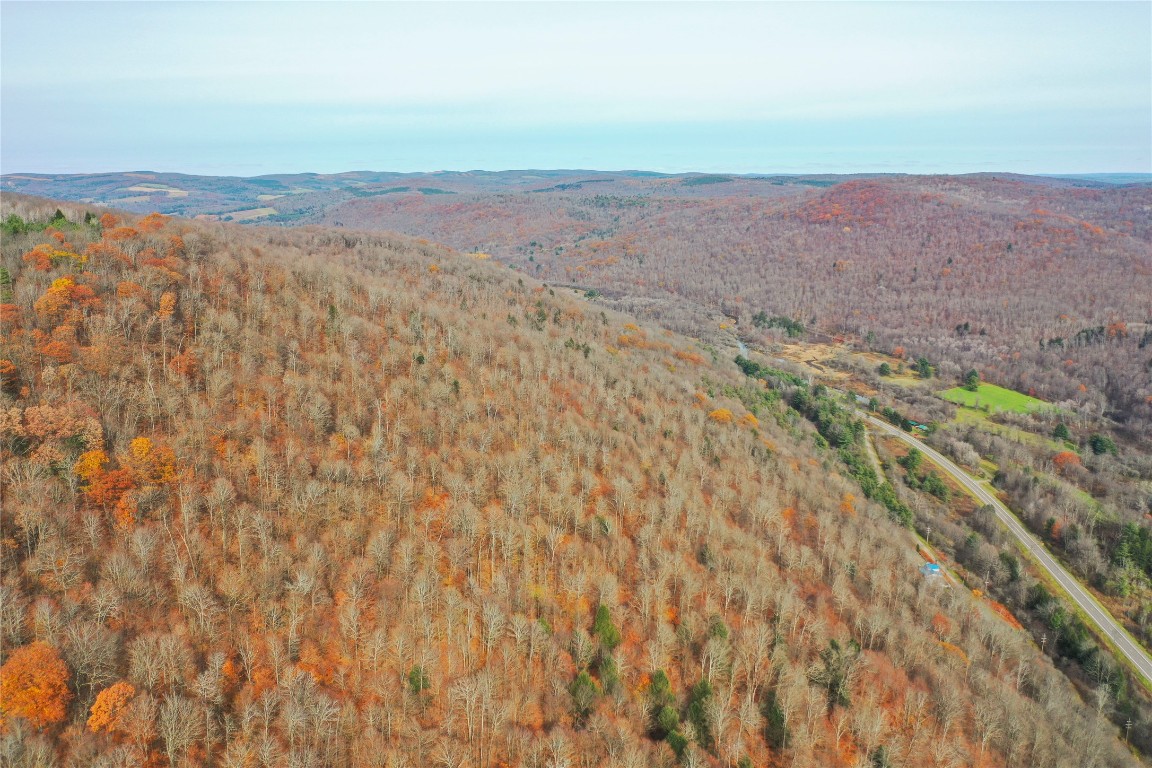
[2,1,1149,175]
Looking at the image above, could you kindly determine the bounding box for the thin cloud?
[2,1,1148,174]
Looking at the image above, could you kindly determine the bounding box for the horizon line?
[3,168,1151,181]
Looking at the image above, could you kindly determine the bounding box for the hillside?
[315,175,1152,435]
[8,171,1148,434]
[0,195,1144,767]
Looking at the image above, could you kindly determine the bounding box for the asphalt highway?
[864,413,1152,686]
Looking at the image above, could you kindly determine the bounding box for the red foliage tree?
[1052,450,1082,475]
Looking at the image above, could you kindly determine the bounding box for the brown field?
[121,184,190,198]
[223,206,277,220]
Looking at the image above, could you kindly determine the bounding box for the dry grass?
[120,184,190,198]
[223,206,277,221]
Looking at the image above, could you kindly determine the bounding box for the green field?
[940,383,1047,414]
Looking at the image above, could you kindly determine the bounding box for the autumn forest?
[0,181,1149,768]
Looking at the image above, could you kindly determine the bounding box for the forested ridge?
[316,175,1152,436]
[0,195,1142,767]
[9,172,1149,432]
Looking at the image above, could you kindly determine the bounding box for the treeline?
[751,313,805,338]
[735,356,912,527]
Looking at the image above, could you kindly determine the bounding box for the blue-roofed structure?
[920,562,942,578]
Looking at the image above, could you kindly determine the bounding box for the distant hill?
[307,173,1152,434]
[1039,173,1152,186]
[5,170,1151,434]
[1,169,893,221]
[0,195,1141,767]
[4,169,1147,435]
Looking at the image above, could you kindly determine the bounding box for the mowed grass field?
[940,383,1047,414]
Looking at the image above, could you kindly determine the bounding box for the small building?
[920,562,942,579]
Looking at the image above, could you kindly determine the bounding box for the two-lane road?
[864,413,1152,686]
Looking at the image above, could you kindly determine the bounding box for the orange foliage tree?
[0,304,20,328]
[75,450,136,522]
[0,642,73,730]
[708,408,733,424]
[74,449,110,486]
[103,227,139,242]
[33,276,102,320]
[1052,450,1082,475]
[87,681,136,735]
[156,292,177,319]
[116,281,148,301]
[169,351,199,380]
[22,244,54,272]
[137,212,168,233]
[126,436,177,485]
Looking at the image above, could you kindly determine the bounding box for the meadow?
[940,383,1048,414]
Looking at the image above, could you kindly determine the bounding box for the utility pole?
[1040,633,1047,654]
[1125,719,1132,744]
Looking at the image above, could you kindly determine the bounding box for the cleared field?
[827,346,930,387]
[940,383,1047,414]
[773,341,852,381]
[120,184,190,198]
[223,207,277,221]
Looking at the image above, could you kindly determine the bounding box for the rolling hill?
[8,171,1150,436]
[1,194,1143,767]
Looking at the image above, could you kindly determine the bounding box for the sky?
[1,1,1149,176]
